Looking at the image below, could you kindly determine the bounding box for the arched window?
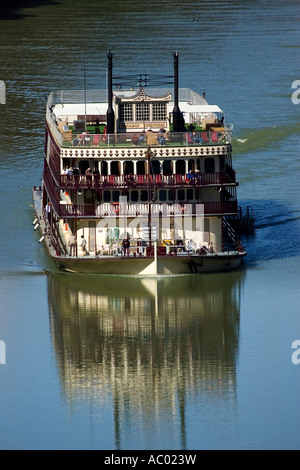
[111,161,120,176]
[204,158,215,173]
[137,160,146,175]
[188,159,195,172]
[176,160,185,175]
[101,161,108,176]
[150,160,161,175]
[79,160,89,175]
[163,160,172,175]
[124,161,134,175]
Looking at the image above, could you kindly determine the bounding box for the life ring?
[112,202,120,215]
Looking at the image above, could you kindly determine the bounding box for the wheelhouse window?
[119,103,133,121]
[152,102,167,121]
[136,102,150,121]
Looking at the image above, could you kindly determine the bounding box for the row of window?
[64,157,219,176]
[99,188,197,203]
[118,102,167,122]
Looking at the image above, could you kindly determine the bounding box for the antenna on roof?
[84,59,87,132]
[106,50,115,134]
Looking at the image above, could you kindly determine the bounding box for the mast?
[106,51,115,134]
[172,52,181,132]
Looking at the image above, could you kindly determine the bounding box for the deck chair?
[185,133,193,144]
[176,174,184,185]
[137,175,144,184]
[201,131,210,143]
[211,131,219,143]
[93,134,101,146]
[108,175,115,185]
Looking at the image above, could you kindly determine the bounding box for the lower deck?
[33,189,246,275]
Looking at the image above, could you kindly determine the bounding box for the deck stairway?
[222,217,240,251]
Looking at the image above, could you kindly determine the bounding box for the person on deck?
[122,238,130,256]
[68,234,76,256]
[81,235,87,255]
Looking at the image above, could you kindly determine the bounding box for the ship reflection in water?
[47,271,245,449]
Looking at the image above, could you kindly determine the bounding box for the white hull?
[53,252,245,275]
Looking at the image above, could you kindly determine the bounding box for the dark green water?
[0,0,299,450]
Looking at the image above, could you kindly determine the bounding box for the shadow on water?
[239,199,300,268]
[47,269,245,449]
[1,0,61,20]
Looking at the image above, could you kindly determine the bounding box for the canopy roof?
[178,104,223,114]
[53,103,108,119]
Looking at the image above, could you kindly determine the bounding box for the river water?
[0,0,299,450]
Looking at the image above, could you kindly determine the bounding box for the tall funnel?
[106,51,115,134]
[172,52,181,132]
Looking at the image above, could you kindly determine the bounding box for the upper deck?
[46,88,232,159]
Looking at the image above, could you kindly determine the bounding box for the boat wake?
[0,264,47,279]
[233,121,300,155]
[239,199,300,267]
[255,215,300,230]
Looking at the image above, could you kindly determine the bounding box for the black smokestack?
[106,51,115,134]
[172,52,181,132]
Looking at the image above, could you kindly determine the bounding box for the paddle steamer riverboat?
[32,53,246,274]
